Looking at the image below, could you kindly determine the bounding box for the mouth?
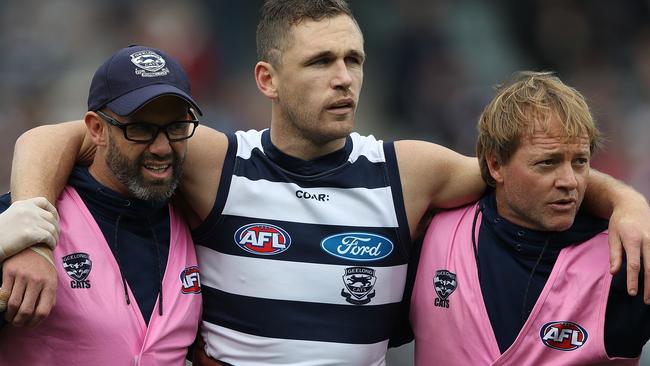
[548,198,577,211]
[326,98,355,114]
[143,162,172,179]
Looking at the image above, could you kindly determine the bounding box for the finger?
[0,287,9,313]
[13,277,43,327]
[1,267,15,317]
[33,197,59,223]
[5,275,26,324]
[35,225,57,250]
[608,231,623,275]
[625,240,641,297]
[643,239,650,304]
[27,283,56,328]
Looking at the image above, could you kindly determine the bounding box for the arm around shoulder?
[178,125,229,222]
[11,120,92,203]
[395,140,484,210]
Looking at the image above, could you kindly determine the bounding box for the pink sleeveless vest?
[410,203,639,365]
[0,187,202,366]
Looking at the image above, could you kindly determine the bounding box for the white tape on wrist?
[30,246,55,268]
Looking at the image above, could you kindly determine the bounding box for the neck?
[88,158,130,197]
[269,109,348,161]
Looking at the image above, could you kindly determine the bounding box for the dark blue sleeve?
[605,259,649,357]
[0,192,13,329]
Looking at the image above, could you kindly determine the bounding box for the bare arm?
[11,121,93,203]
[395,140,485,237]
[397,140,650,302]
[3,120,91,327]
[177,125,229,226]
[582,169,650,302]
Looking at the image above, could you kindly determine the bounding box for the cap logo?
[130,50,169,77]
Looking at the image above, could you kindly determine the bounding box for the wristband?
[30,246,56,268]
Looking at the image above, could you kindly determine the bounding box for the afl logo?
[234,223,292,255]
[540,321,588,351]
[180,266,201,294]
[130,50,166,72]
[321,233,393,261]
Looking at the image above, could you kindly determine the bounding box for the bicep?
[11,121,89,203]
[397,140,485,211]
[178,125,228,221]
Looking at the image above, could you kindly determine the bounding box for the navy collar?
[68,166,168,220]
[261,129,353,176]
[479,191,608,260]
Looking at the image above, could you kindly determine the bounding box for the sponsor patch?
[321,232,393,261]
[340,266,377,305]
[540,321,588,351]
[130,50,169,77]
[234,223,291,255]
[62,252,92,289]
[180,266,201,294]
[433,269,457,308]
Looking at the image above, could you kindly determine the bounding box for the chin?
[546,219,576,232]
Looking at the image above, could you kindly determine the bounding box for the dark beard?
[105,137,184,203]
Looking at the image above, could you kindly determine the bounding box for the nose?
[555,162,578,190]
[148,129,173,156]
[331,59,353,90]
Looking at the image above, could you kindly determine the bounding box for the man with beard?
[0,45,202,366]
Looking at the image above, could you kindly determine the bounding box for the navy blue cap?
[88,45,202,116]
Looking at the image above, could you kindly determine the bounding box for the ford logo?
[321,233,394,261]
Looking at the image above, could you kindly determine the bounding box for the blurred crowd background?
[2,0,650,198]
[2,0,650,364]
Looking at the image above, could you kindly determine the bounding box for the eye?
[309,57,331,66]
[573,157,589,167]
[537,159,556,166]
[345,56,362,65]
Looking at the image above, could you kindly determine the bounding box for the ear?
[255,61,278,99]
[486,152,505,184]
[84,112,108,147]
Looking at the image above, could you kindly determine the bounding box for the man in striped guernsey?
[6,1,650,365]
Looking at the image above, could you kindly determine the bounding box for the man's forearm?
[11,121,91,203]
[583,169,648,218]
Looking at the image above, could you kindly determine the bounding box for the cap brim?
[106,84,203,116]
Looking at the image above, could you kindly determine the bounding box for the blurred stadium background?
[1,0,649,364]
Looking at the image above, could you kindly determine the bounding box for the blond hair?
[476,71,601,187]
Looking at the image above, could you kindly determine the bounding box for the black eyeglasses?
[95,110,199,143]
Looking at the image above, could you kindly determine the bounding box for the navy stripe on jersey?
[194,216,408,267]
[383,141,411,255]
[202,285,398,344]
[236,150,391,189]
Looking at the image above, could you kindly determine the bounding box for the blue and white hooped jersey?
[193,129,411,366]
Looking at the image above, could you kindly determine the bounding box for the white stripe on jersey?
[197,246,408,305]
[201,322,388,366]
[222,176,399,227]
[235,129,265,160]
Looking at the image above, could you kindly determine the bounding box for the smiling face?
[102,96,190,202]
[269,14,365,148]
[488,114,591,231]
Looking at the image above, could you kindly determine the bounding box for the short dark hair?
[256,0,356,66]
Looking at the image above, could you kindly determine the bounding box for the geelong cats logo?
[433,269,457,308]
[62,252,92,289]
[341,266,377,305]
